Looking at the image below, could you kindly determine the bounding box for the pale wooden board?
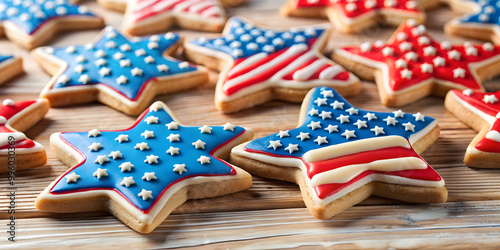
[1,0,500,248]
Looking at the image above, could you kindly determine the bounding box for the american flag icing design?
[335,20,500,104]
[241,87,443,201]
[457,0,500,26]
[48,101,250,212]
[0,99,40,151]
[131,0,224,23]
[0,0,97,35]
[189,17,358,106]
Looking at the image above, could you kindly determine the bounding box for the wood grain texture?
[1,0,500,248]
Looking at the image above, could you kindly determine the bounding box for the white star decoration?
[173,164,187,175]
[88,142,103,152]
[95,155,110,165]
[142,172,157,181]
[115,134,129,143]
[197,156,211,164]
[108,151,123,159]
[144,154,159,164]
[144,116,159,124]
[65,172,80,183]
[192,140,206,149]
[93,168,108,179]
[268,140,283,150]
[166,134,181,142]
[120,177,135,187]
[138,189,153,201]
[88,129,101,137]
[166,146,180,156]
[199,125,213,134]
[119,162,134,172]
[141,130,155,139]
[134,142,149,151]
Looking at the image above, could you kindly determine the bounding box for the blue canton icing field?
[50,27,196,100]
[50,103,246,211]
[191,17,325,59]
[245,87,436,157]
[0,0,96,34]
[0,55,12,63]
[460,0,500,25]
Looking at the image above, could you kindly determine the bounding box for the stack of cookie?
[2,0,499,235]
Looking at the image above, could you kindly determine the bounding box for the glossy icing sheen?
[292,0,421,18]
[0,55,12,63]
[0,0,96,35]
[0,99,38,150]
[132,0,223,23]
[244,87,442,199]
[191,17,352,97]
[459,0,500,25]
[49,27,196,100]
[50,102,247,212]
[340,20,500,91]
[451,89,500,154]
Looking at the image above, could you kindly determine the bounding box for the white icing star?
[93,168,108,179]
[197,156,211,164]
[320,89,334,98]
[383,116,398,126]
[395,59,407,69]
[192,140,206,149]
[199,125,213,134]
[98,67,111,77]
[141,130,155,139]
[324,124,339,133]
[370,126,385,136]
[131,67,143,76]
[134,142,150,151]
[119,162,134,172]
[65,172,80,183]
[400,69,412,79]
[313,136,328,145]
[166,133,180,142]
[314,98,328,106]
[433,57,445,67]
[166,121,179,130]
[138,189,153,201]
[268,140,282,150]
[142,172,157,181]
[341,130,356,139]
[392,110,405,118]
[88,142,102,152]
[403,122,416,132]
[78,74,91,84]
[119,59,131,67]
[144,154,159,164]
[284,144,299,154]
[420,63,433,73]
[277,130,290,138]
[307,121,322,130]
[296,132,310,141]
[331,101,345,109]
[413,112,425,122]
[157,64,169,72]
[116,75,128,85]
[94,155,110,165]
[483,94,498,104]
[115,134,129,143]
[364,113,378,120]
[462,89,474,96]
[150,102,163,111]
[345,107,358,115]
[336,114,350,124]
[353,120,368,129]
[166,146,180,156]
[120,177,135,187]
[223,123,236,131]
[173,164,187,175]
[448,50,461,60]
[144,116,159,124]
[453,68,465,78]
[308,108,319,116]
[94,58,107,67]
[318,111,332,120]
[423,46,436,56]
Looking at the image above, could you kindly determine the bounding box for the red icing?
[293,0,421,18]
[452,89,500,153]
[341,22,500,91]
[0,100,41,150]
[0,100,37,120]
[0,139,36,150]
[132,0,222,23]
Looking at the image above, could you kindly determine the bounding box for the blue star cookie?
[0,54,23,85]
[33,26,208,115]
[36,101,253,233]
[0,0,104,49]
[230,86,446,219]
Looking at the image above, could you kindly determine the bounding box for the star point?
[93,168,109,179]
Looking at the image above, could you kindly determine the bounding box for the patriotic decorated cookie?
[445,0,500,44]
[0,0,104,49]
[333,20,500,107]
[281,0,434,34]
[36,101,253,234]
[32,26,208,116]
[0,99,49,173]
[0,55,23,86]
[184,17,360,113]
[230,87,447,219]
[445,89,500,168]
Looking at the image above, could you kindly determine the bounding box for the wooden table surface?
[2,0,500,249]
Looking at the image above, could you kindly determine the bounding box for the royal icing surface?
[190,17,356,101]
[337,20,500,94]
[131,0,224,23]
[293,0,421,18]
[49,101,249,212]
[0,0,96,35]
[0,55,12,64]
[43,27,196,101]
[242,87,443,201]
[450,89,500,154]
[457,0,500,26]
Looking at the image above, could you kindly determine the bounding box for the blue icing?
[51,104,246,211]
[0,54,12,63]
[50,27,197,100]
[245,87,436,157]
[460,0,500,25]
[0,0,96,34]
[191,17,325,59]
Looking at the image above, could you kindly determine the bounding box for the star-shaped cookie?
[184,17,360,113]
[36,101,253,233]
[0,0,104,49]
[445,0,500,44]
[32,26,208,115]
[0,98,49,172]
[446,89,500,168]
[230,86,447,219]
[0,55,23,86]
[333,19,500,107]
[281,0,434,34]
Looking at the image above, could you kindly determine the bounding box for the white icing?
[486,130,500,142]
